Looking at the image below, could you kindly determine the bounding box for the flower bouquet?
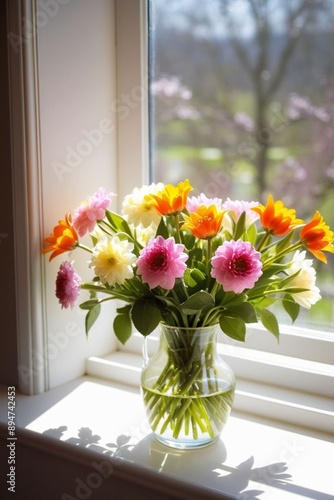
[43,180,334,446]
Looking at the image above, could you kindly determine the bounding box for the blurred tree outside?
[149,0,334,329]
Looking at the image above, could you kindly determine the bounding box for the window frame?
[8,0,333,435]
[8,0,49,395]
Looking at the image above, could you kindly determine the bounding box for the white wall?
[38,0,118,389]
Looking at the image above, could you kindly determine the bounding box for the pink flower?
[72,188,115,236]
[136,236,188,290]
[186,193,222,212]
[211,240,262,294]
[55,261,82,309]
[222,198,260,232]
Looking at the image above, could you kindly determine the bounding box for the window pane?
[149,0,334,331]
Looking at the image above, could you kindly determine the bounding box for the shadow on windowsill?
[41,425,296,499]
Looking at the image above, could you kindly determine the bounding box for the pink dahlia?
[72,188,115,236]
[136,236,188,290]
[55,261,82,309]
[211,239,262,294]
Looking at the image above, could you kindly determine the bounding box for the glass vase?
[141,323,235,449]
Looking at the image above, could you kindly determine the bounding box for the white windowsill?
[86,348,334,435]
[0,376,333,499]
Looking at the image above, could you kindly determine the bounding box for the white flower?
[132,224,156,246]
[285,251,321,308]
[122,182,164,228]
[89,236,136,286]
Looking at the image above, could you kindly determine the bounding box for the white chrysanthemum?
[89,236,136,286]
[286,250,321,308]
[122,182,164,228]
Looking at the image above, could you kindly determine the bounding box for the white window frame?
[8,0,334,435]
[8,0,48,395]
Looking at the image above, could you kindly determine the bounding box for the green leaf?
[79,299,100,310]
[180,291,215,313]
[184,269,197,288]
[182,231,196,249]
[90,234,98,246]
[116,304,132,314]
[278,269,301,288]
[282,287,309,294]
[282,294,300,323]
[256,308,280,341]
[233,210,246,240]
[85,303,101,337]
[219,316,246,342]
[190,267,206,283]
[131,299,162,336]
[252,295,277,308]
[155,217,169,239]
[105,210,132,236]
[244,222,257,245]
[227,302,257,323]
[172,279,189,302]
[184,268,206,288]
[113,312,132,345]
[219,291,247,307]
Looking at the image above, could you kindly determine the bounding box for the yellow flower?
[182,205,225,239]
[300,211,334,263]
[146,179,192,216]
[252,194,303,236]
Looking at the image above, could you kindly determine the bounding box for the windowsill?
[0,376,333,499]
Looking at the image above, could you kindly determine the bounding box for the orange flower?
[252,194,303,236]
[182,205,225,239]
[43,213,79,261]
[146,179,192,216]
[300,211,334,263]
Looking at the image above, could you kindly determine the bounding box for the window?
[9,0,333,435]
[148,0,334,332]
